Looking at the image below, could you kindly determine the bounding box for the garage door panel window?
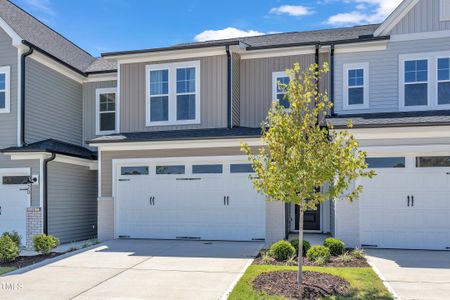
[156,165,185,175]
[416,156,450,167]
[121,166,149,176]
[192,164,223,174]
[230,164,255,173]
[365,157,406,168]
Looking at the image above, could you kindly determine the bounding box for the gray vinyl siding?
[391,0,450,34]
[334,36,450,115]
[48,162,97,243]
[240,53,328,128]
[25,58,83,145]
[232,53,240,127]
[101,147,259,197]
[0,154,40,207]
[120,55,227,132]
[82,80,117,147]
[0,28,18,148]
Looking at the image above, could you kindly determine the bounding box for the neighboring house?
[0,0,449,251]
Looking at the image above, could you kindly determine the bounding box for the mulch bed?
[253,270,351,299]
[0,252,64,269]
[254,255,369,267]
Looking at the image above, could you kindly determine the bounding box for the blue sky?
[11,0,402,57]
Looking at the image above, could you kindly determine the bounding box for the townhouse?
[0,0,449,250]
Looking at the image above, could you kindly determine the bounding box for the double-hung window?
[343,63,369,109]
[146,61,200,126]
[96,87,118,135]
[403,59,428,107]
[0,66,10,114]
[438,58,450,105]
[272,71,290,109]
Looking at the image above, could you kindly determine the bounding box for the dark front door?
[294,205,321,231]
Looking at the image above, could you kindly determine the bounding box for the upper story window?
[400,52,450,111]
[96,87,118,135]
[146,61,200,126]
[343,63,369,110]
[272,71,290,109]
[0,66,10,114]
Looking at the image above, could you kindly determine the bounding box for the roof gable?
[374,0,420,36]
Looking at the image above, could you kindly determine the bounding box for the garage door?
[0,169,30,241]
[115,157,266,241]
[359,156,450,250]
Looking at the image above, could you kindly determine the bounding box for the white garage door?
[359,156,450,250]
[0,169,30,242]
[115,157,266,241]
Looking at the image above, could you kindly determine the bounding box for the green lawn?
[228,265,392,300]
[0,267,16,276]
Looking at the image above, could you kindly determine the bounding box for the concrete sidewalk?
[366,249,450,300]
[1,239,263,300]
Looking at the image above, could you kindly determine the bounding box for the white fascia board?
[337,125,450,140]
[111,47,227,65]
[85,73,117,83]
[29,53,85,83]
[390,30,450,42]
[334,40,388,54]
[91,138,263,151]
[0,16,22,46]
[6,152,97,169]
[361,144,450,157]
[7,152,50,160]
[374,0,419,37]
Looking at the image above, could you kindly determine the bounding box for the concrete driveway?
[366,249,450,300]
[0,239,263,300]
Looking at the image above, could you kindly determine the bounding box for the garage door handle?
[411,195,414,207]
[149,196,155,206]
[407,195,410,207]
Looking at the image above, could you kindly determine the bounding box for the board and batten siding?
[0,155,40,207]
[240,53,329,128]
[334,36,450,115]
[391,0,450,34]
[48,162,97,243]
[120,55,228,132]
[101,146,260,197]
[232,52,241,127]
[82,80,117,147]
[25,58,83,145]
[0,28,18,149]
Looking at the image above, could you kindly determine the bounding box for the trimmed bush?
[269,240,296,261]
[2,231,22,248]
[306,245,331,263]
[323,237,345,256]
[350,248,365,259]
[33,234,59,255]
[0,235,20,262]
[289,239,311,257]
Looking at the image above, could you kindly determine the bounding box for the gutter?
[226,45,232,128]
[43,153,56,235]
[330,44,335,116]
[20,46,34,146]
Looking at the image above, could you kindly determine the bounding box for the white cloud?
[326,0,403,26]
[23,0,55,16]
[194,27,265,42]
[269,5,313,17]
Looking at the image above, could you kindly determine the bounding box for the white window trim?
[0,66,11,114]
[441,0,450,21]
[272,71,288,102]
[399,51,450,111]
[343,62,369,110]
[145,60,201,127]
[96,87,118,135]
[437,56,450,106]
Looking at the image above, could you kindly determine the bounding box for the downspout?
[330,44,335,116]
[20,46,34,146]
[225,45,232,128]
[43,153,56,235]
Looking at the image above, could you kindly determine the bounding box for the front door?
[294,204,321,231]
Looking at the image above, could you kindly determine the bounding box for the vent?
[361,244,378,248]
[176,236,201,240]
[118,235,130,238]
[252,238,265,241]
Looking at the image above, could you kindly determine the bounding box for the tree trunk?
[297,204,304,286]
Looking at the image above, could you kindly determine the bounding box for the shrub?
[306,245,331,263]
[337,252,353,263]
[285,255,297,266]
[323,237,345,256]
[261,251,274,264]
[289,239,311,257]
[0,235,19,262]
[2,231,21,248]
[32,234,59,255]
[350,248,365,259]
[314,256,327,266]
[269,240,296,261]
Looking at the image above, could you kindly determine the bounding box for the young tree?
[241,63,374,286]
